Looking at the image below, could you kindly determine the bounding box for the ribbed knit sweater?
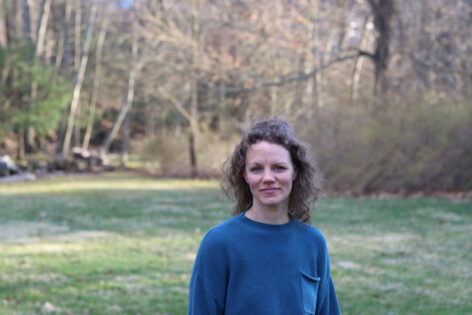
[188,213,340,315]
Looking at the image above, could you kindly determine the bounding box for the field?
[0,173,471,314]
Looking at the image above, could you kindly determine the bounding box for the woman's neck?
[245,203,289,225]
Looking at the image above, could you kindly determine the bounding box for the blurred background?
[1,0,471,192]
[1,1,472,314]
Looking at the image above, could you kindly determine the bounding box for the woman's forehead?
[246,141,291,162]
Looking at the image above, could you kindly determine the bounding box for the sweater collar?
[238,212,296,231]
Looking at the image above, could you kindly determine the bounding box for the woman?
[188,118,340,315]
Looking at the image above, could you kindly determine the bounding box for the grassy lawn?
[0,173,471,314]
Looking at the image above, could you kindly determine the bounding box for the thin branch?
[158,88,192,123]
[222,51,365,96]
[358,49,376,60]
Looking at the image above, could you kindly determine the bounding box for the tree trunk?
[100,65,137,153]
[302,1,321,117]
[22,0,34,154]
[188,131,197,177]
[22,0,31,41]
[350,16,373,106]
[62,0,73,71]
[120,110,130,167]
[54,0,72,155]
[62,0,98,157]
[82,3,109,150]
[119,0,136,168]
[35,0,51,58]
[13,0,24,41]
[54,0,72,73]
[100,33,139,154]
[189,82,199,178]
[144,96,157,137]
[368,0,394,96]
[27,0,51,154]
[74,0,81,71]
[71,0,90,149]
[188,0,201,178]
[0,6,7,47]
[28,0,37,43]
[17,130,25,160]
[73,101,81,147]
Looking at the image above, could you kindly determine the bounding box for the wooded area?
[0,0,471,193]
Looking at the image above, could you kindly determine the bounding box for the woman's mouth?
[261,187,278,193]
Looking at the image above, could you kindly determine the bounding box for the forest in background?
[0,0,471,193]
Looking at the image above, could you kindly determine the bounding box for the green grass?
[0,173,471,314]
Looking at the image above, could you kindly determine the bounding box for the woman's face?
[244,141,296,211]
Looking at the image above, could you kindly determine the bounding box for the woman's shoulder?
[200,213,245,246]
[192,215,244,269]
[293,220,329,246]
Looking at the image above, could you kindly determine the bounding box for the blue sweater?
[188,213,340,315]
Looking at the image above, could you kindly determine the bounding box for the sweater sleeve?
[188,230,229,315]
[315,231,341,315]
[316,275,340,315]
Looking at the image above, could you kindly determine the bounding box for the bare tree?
[350,15,374,105]
[0,0,8,47]
[62,0,99,157]
[27,0,52,153]
[82,1,110,150]
[365,0,394,95]
[35,0,51,57]
[100,4,143,158]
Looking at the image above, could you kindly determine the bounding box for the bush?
[131,130,239,177]
[310,99,472,193]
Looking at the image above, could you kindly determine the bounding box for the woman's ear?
[293,168,298,181]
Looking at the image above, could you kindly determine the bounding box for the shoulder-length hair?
[222,117,322,224]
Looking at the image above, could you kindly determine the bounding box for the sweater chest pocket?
[300,272,320,315]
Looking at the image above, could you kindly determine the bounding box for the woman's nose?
[262,169,275,182]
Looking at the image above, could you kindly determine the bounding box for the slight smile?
[260,187,279,193]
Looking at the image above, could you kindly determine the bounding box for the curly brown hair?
[222,117,322,224]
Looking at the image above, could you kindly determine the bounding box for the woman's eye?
[274,165,286,170]
[250,167,262,172]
